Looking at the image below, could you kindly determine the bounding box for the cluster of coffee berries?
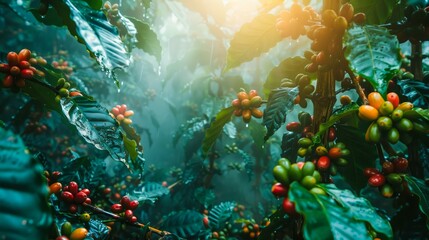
[52,59,73,75]
[55,78,83,102]
[110,104,134,125]
[103,1,129,37]
[285,111,313,137]
[110,196,139,223]
[1,49,39,88]
[393,5,429,43]
[281,74,315,108]
[358,92,419,144]
[313,143,350,174]
[272,158,325,215]
[23,121,48,135]
[209,221,233,240]
[364,156,409,198]
[305,3,365,73]
[57,221,88,240]
[61,181,92,213]
[231,90,263,123]
[240,221,260,239]
[276,3,318,39]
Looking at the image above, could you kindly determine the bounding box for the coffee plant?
[0,0,428,240]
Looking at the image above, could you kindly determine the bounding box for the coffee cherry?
[339,3,354,22]
[70,227,88,240]
[74,191,87,204]
[282,198,297,215]
[3,75,14,88]
[80,213,91,222]
[121,196,131,208]
[111,203,123,213]
[49,182,62,195]
[10,66,20,76]
[7,52,19,66]
[81,188,90,196]
[317,156,330,170]
[368,174,385,187]
[129,216,137,223]
[69,204,78,214]
[21,69,34,79]
[353,13,366,24]
[56,236,69,240]
[393,157,408,173]
[18,49,31,62]
[68,181,79,195]
[61,191,74,203]
[340,95,351,105]
[84,198,92,204]
[271,183,288,197]
[128,200,139,210]
[124,209,133,219]
[382,161,395,174]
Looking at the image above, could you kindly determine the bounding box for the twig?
[376,143,385,164]
[381,140,397,157]
[345,67,368,104]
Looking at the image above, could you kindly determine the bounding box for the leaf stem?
[376,143,385,164]
[345,67,368,105]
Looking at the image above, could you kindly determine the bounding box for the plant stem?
[376,143,385,164]
[411,42,423,80]
[82,203,168,237]
[345,67,368,104]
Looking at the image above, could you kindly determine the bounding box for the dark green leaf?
[60,96,126,165]
[413,108,429,122]
[264,57,311,97]
[335,124,378,192]
[257,208,287,240]
[225,13,282,71]
[289,182,372,240]
[208,202,236,230]
[350,0,397,24]
[404,175,429,230]
[87,219,110,240]
[194,187,215,208]
[263,87,298,141]
[321,184,393,239]
[281,131,300,161]
[317,103,359,136]
[173,117,209,147]
[22,78,60,113]
[162,210,206,238]
[0,128,52,240]
[29,8,64,27]
[202,107,234,156]
[82,0,102,10]
[127,17,162,61]
[397,80,429,108]
[50,0,131,83]
[249,120,266,150]
[130,182,169,204]
[344,25,401,95]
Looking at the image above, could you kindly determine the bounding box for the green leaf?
[127,17,162,61]
[29,8,64,26]
[208,201,236,230]
[414,108,429,122]
[317,103,359,136]
[60,96,126,165]
[288,182,372,240]
[257,208,287,240]
[404,175,429,230]
[335,124,378,192]
[22,78,60,113]
[87,219,110,239]
[130,182,169,204]
[350,0,397,24]
[161,210,206,238]
[225,13,282,71]
[202,107,234,156]
[249,119,266,150]
[82,0,102,10]
[263,87,298,141]
[50,0,131,83]
[0,128,52,240]
[397,80,429,108]
[264,57,311,97]
[344,25,401,95]
[321,184,393,239]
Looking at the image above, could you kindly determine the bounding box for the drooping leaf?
[321,184,393,239]
[82,0,102,10]
[162,210,207,239]
[263,87,298,141]
[288,182,373,240]
[208,201,236,230]
[60,96,126,165]
[127,17,162,61]
[202,107,234,156]
[22,78,60,113]
[335,124,378,192]
[397,80,429,108]
[224,13,282,71]
[317,103,359,136]
[249,120,267,150]
[257,208,288,240]
[0,128,52,240]
[281,131,300,161]
[60,155,105,190]
[86,219,110,240]
[130,182,169,204]
[29,8,64,27]
[344,25,401,95]
[404,175,429,230]
[350,0,397,24]
[50,0,131,83]
[264,57,310,97]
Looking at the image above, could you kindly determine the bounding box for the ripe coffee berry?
[68,181,79,195]
[61,191,74,203]
[124,210,133,219]
[128,200,139,210]
[74,191,87,204]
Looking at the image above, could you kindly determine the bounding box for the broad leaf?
[30,8,64,27]
[317,103,359,136]
[350,0,397,24]
[208,202,236,230]
[263,87,298,141]
[225,13,282,71]
[60,96,126,165]
[130,182,169,204]
[397,80,429,108]
[87,219,110,240]
[344,25,401,95]
[281,131,300,161]
[60,155,105,190]
[249,120,266,150]
[82,0,102,10]
[194,187,215,207]
[0,128,52,240]
[335,124,378,192]
[288,182,372,240]
[321,184,393,239]
[50,0,131,83]
[202,107,234,156]
[404,175,429,230]
[162,210,207,238]
[127,17,162,61]
[264,57,310,97]
[257,208,288,240]
[22,78,60,113]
